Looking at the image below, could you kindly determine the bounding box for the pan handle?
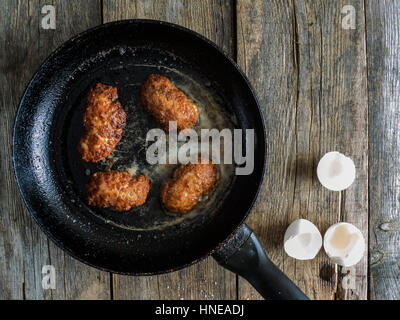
[212,223,309,300]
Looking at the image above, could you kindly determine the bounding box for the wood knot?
[370,249,385,266]
[379,221,400,232]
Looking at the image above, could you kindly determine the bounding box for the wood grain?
[1,0,399,300]
[0,0,110,299]
[366,0,400,300]
[236,0,368,300]
[102,0,237,300]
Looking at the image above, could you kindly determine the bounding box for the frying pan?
[12,19,308,300]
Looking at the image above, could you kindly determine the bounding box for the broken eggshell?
[284,219,323,260]
[317,151,356,191]
[323,222,365,267]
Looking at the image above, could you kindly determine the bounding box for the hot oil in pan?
[63,50,238,232]
[98,65,238,231]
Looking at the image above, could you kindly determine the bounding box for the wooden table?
[1,0,399,300]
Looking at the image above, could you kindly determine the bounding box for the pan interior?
[58,47,237,232]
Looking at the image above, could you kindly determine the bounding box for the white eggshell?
[317,151,356,191]
[284,219,323,260]
[323,222,365,267]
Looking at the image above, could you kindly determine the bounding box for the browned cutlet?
[140,74,199,131]
[86,171,150,211]
[160,158,217,214]
[78,83,126,162]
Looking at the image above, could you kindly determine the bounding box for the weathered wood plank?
[366,0,400,300]
[236,0,368,300]
[103,0,236,300]
[236,1,295,300]
[0,0,110,299]
[103,0,234,57]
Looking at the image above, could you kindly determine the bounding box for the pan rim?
[12,19,268,276]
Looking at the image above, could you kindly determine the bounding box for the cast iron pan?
[12,19,308,300]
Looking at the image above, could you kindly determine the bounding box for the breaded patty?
[140,74,199,131]
[160,158,217,213]
[86,171,150,211]
[78,83,126,162]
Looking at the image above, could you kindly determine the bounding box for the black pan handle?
[212,224,309,300]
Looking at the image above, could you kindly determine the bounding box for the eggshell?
[323,222,365,267]
[317,151,356,191]
[284,219,323,260]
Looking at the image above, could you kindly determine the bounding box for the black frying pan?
[12,20,308,300]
